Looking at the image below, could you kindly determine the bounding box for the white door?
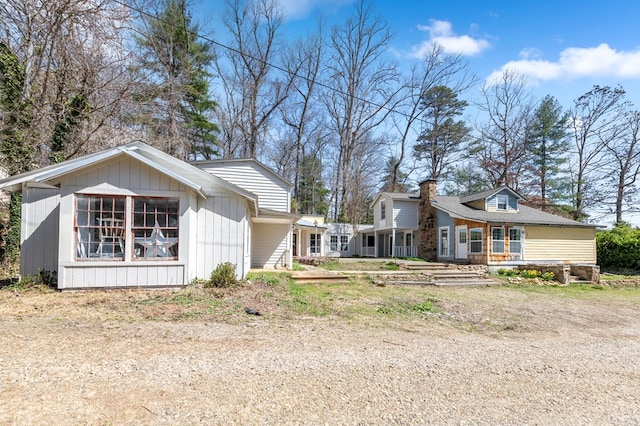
[456,225,468,259]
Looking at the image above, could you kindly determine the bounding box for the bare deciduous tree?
[323,0,399,221]
[569,85,629,220]
[472,69,534,190]
[0,0,134,166]
[601,109,640,224]
[215,0,291,158]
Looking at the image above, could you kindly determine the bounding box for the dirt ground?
[1,284,639,425]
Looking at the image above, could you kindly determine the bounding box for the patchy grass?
[319,260,401,271]
[2,272,640,332]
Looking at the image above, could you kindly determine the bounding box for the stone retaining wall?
[517,264,601,284]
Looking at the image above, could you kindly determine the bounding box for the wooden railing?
[361,246,375,257]
[393,246,417,258]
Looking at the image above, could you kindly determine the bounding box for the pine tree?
[131,0,219,160]
[526,95,570,209]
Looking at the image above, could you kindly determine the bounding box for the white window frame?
[469,228,483,254]
[439,226,450,257]
[497,195,508,211]
[340,235,349,252]
[380,200,386,220]
[310,233,321,255]
[509,227,523,257]
[491,226,505,254]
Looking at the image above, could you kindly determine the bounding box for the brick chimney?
[417,179,438,260]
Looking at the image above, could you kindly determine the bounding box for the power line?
[111,0,421,124]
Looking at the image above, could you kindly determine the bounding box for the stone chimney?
[417,179,438,260]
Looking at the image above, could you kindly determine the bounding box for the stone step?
[292,274,351,284]
[432,272,484,280]
[433,279,499,287]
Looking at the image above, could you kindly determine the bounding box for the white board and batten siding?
[196,161,291,212]
[251,222,290,268]
[20,185,60,276]
[55,157,191,289]
[194,194,248,279]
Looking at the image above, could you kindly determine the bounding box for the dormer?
[460,186,524,213]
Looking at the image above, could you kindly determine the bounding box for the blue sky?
[268,0,640,109]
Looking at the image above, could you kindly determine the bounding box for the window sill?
[63,260,185,267]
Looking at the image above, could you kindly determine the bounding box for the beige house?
[416,180,598,267]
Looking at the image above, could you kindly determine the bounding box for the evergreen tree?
[131,0,219,160]
[526,95,570,208]
[381,156,409,192]
[413,85,471,180]
[296,154,329,215]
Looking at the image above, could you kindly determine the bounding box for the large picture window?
[133,197,179,259]
[76,195,126,259]
[75,195,179,260]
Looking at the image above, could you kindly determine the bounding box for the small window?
[340,235,349,251]
[310,233,320,255]
[509,228,522,256]
[380,201,386,219]
[491,226,505,254]
[497,195,508,211]
[439,227,449,257]
[470,228,483,254]
[330,235,338,251]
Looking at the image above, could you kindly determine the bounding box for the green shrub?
[519,269,540,279]
[540,271,555,281]
[207,262,238,288]
[597,223,640,271]
[497,268,517,276]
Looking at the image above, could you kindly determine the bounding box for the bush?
[540,271,555,281]
[497,268,517,276]
[597,224,640,271]
[207,262,238,288]
[519,269,540,279]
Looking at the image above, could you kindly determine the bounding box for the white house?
[0,142,297,290]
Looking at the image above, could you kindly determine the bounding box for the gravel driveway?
[1,286,639,425]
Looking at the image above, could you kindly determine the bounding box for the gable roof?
[191,157,293,189]
[0,141,259,214]
[370,192,420,207]
[459,186,525,204]
[432,195,596,228]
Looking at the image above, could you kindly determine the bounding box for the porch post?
[374,230,378,258]
[392,228,396,258]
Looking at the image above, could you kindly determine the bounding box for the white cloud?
[275,0,351,20]
[409,19,491,58]
[487,43,640,85]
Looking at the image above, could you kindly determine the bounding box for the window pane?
[76,195,126,260]
[132,197,179,259]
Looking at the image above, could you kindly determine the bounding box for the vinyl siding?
[525,226,596,263]
[251,222,289,268]
[486,190,518,213]
[198,162,290,212]
[393,200,418,229]
[21,186,60,276]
